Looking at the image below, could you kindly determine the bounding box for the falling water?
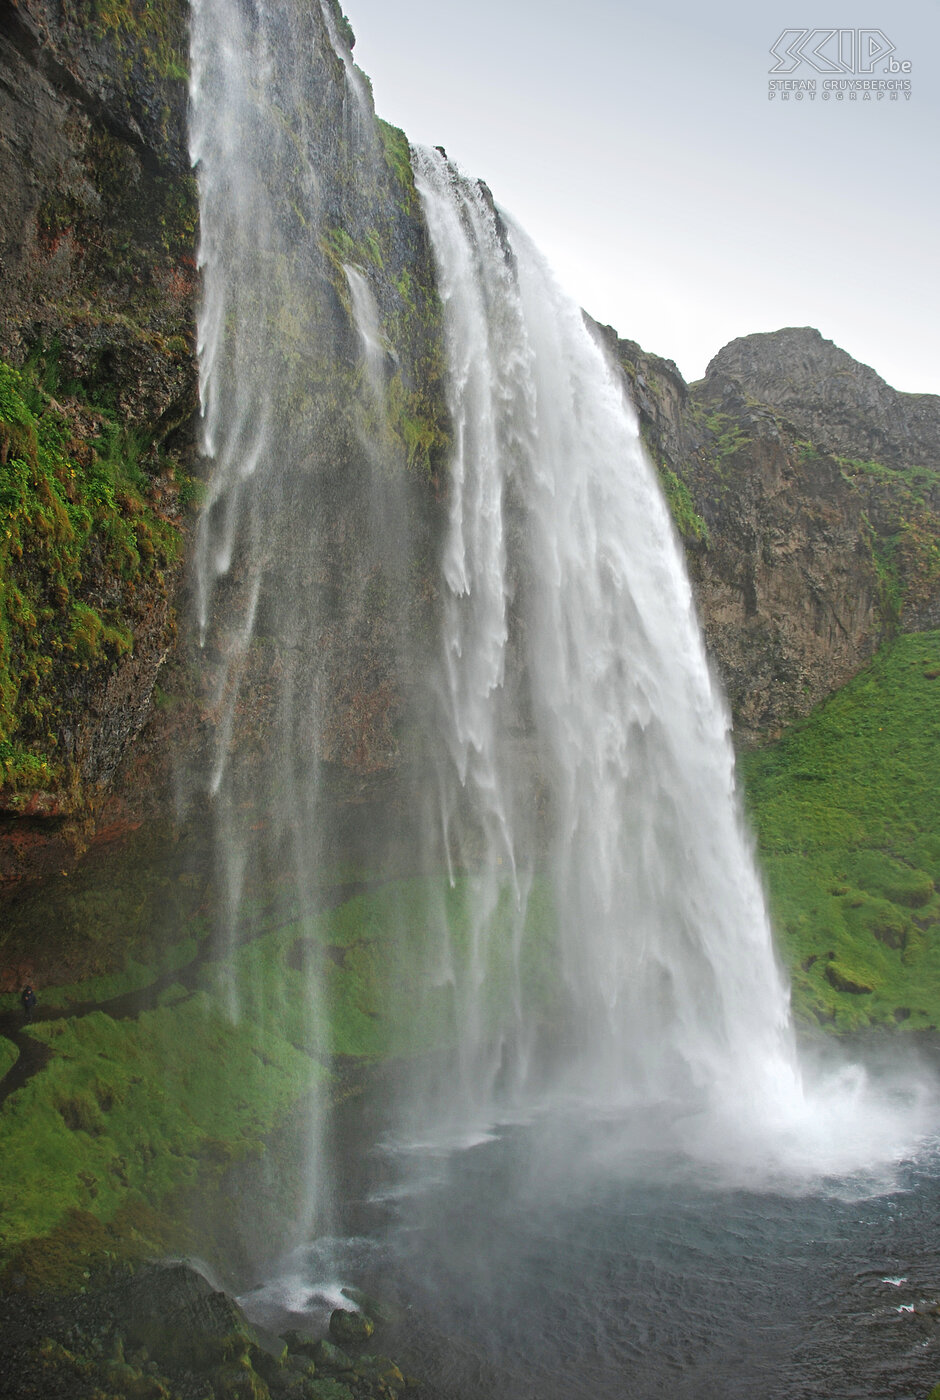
[187,0,407,1240]
[187,0,933,1274]
[410,149,803,1131]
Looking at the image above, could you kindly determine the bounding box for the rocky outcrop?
[0,0,195,420]
[707,327,940,470]
[614,328,940,745]
[0,0,449,887]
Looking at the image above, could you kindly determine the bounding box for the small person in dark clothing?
[20,985,36,1023]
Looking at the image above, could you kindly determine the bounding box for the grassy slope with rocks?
[742,630,940,1031]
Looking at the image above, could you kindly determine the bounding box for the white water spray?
[412,148,803,1122]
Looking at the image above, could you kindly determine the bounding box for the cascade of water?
[187,0,393,1239]
[190,0,823,1209]
[343,264,389,402]
[412,148,804,1123]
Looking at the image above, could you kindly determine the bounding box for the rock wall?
[614,326,940,745]
[0,0,938,901]
[0,0,197,880]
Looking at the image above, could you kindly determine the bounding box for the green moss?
[656,464,709,544]
[75,0,189,82]
[704,410,748,457]
[376,120,418,216]
[0,867,561,1264]
[741,631,940,1030]
[0,1038,18,1080]
[0,1001,320,1257]
[385,373,450,478]
[0,359,181,790]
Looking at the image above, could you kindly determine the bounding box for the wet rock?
[282,1328,320,1360]
[103,1358,170,1398]
[275,1351,318,1390]
[352,1352,406,1396]
[210,1356,272,1400]
[329,1308,375,1346]
[305,1381,355,1400]
[312,1338,354,1371]
[122,1259,262,1368]
[252,1325,290,1366]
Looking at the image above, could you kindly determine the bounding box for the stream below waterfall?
[241,1050,940,1400]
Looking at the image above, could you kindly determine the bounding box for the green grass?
[741,631,940,1031]
[657,463,709,544]
[704,410,748,458]
[0,870,560,1265]
[0,1039,18,1080]
[0,1002,320,1254]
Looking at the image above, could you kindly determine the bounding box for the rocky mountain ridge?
[614,325,939,743]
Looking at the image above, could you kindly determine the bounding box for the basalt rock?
[329,1308,375,1346]
[612,325,940,745]
[706,327,940,471]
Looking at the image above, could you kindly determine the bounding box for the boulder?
[122,1260,262,1369]
[312,1338,353,1371]
[328,1308,374,1346]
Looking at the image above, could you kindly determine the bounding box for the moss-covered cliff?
[0,0,198,884]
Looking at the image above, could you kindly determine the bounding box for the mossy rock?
[824,963,874,995]
[845,850,936,909]
[102,1359,170,1398]
[123,1260,260,1369]
[312,1339,353,1372]
[210,1356,272,1400]
[282,1330,320,1363]
[304,1381,355,1400]
[329,1308,374,1346]
[351,1353,406,1395]
[843,894,912,950]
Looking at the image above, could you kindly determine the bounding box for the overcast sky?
[344,0,938,394]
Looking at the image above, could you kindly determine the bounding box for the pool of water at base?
[241,1098,940,1400]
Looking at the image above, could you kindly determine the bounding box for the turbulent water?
[242,1096,940,1400]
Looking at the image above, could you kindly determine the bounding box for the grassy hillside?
[741,631,940,1031]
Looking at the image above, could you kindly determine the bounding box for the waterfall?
[188,0,809,1234]
[412,148,803,1123]
[187,0,386,1239]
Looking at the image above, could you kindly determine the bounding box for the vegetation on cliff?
[0,357,187,798]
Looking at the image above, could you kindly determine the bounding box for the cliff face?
[0,1,937,898]
[708,327,940,472]
[0,0,197,880]
[614,328,940,745]
[0,0,450,889]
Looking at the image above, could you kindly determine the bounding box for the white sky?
[345,0,939,394]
